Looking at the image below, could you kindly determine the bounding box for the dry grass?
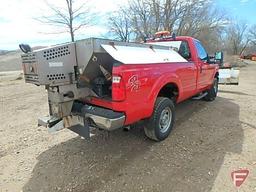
[0,50,22,72]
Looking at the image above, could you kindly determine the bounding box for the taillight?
[112,75,126,101]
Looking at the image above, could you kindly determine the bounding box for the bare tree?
[36,0,93,42]
[108,0,227,48]
[129,0,155,39]
[108,8,133,42]
[249,25,256,46]
[238,24,256,55]
[225,21,249,55]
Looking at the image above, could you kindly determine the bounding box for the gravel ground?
[0,62,256,192]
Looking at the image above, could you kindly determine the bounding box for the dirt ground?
[0,62,256,192]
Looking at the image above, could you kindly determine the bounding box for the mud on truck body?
[20,32,219,141]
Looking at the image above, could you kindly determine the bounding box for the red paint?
[88,36,219,125]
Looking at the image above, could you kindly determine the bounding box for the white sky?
[0,0,128,50]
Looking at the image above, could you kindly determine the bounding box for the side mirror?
[215,51,224,66]
[208,55,216,64]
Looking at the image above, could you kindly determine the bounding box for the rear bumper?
[70,102,126,131]
[85,113,125,130]
[38,103,126,132]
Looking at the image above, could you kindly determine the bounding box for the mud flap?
[68,117,90,139]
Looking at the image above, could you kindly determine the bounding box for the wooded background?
[108,0,256,55]
[39,0,256,55]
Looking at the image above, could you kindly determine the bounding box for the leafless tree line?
[108,0,226,51]
[38,0,255,55]
[108,0,256,55]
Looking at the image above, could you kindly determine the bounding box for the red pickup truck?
[99,36,219,141]
[20,33,219,142]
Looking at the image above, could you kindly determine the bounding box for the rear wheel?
[144,97,175,141]
[204,78,218,101]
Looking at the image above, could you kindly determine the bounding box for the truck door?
[194,40,215,90]
[177,41,197,97]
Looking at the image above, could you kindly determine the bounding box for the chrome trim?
[85,113,125,131]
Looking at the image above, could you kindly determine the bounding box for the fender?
[207,65,219,89]
[144,73,183,117]
[212,64,219,78]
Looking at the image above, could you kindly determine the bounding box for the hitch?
[38,115,91,139]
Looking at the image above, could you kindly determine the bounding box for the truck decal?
[128,75,140,92]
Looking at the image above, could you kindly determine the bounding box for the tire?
[144,97,175,141]
[204,78,218,101]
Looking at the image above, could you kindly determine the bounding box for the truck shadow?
[23,96,243,192]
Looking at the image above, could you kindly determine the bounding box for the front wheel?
[204,78,218,101]
[144,97,175,141]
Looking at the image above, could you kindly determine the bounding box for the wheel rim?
[159,107,172,133]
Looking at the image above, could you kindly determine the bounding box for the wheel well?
[158,83,179,102]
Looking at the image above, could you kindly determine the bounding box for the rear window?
[148,41,191,60]
[148,41,182,51]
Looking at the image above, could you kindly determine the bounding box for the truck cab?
[147,34,219,94]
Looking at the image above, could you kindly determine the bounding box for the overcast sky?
[0,0,255,50]
[0,0,127,50]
